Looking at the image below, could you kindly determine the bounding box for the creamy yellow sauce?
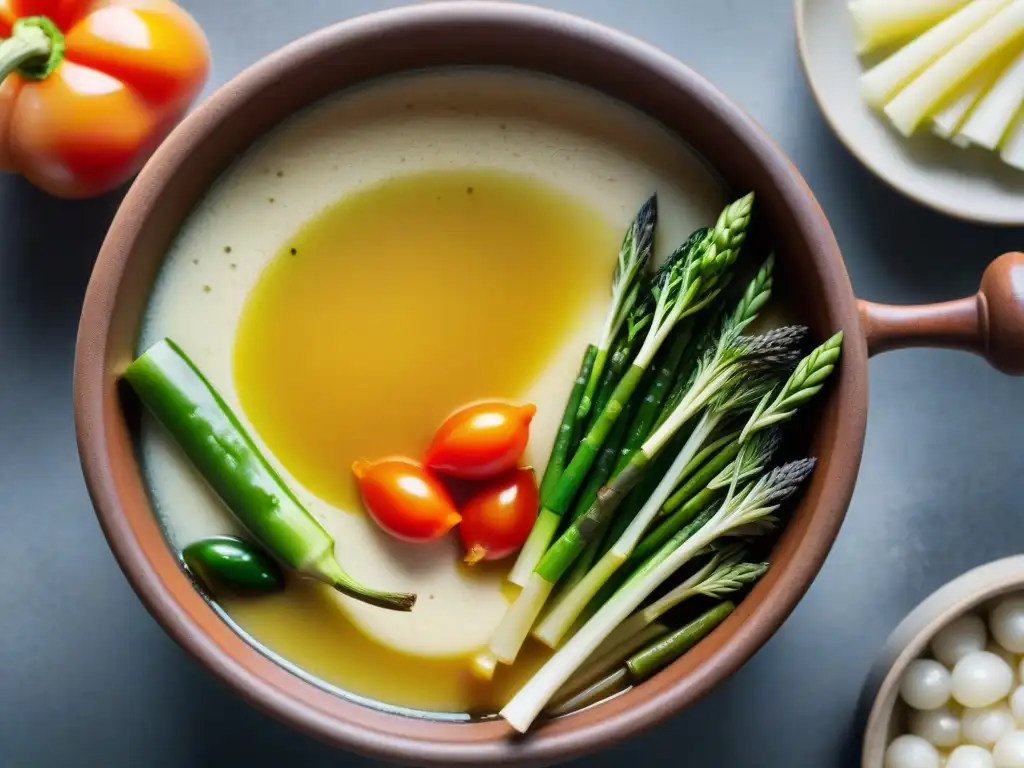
[233,169,613,512]
[138,68,724,717]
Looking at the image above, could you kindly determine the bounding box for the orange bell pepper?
[0,0,209,198]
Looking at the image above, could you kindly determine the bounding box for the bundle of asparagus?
[480,192,844,732]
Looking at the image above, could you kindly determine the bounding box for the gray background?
[0,1,1020,766]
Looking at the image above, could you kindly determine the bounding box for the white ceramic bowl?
[795,0,1024,226]
[860,555,1024,766]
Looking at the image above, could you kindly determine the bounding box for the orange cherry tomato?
[352,458,461,543]
[0,1,210,198]
[425,401,536,479]
[460,468,539,565]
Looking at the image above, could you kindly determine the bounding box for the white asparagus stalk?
[956,48,1024,149]
[1000,108,1024,169]
[850,0,972,54]
[884,0,1024,136]
[931,57,1009,137]
[859,0,1013,107]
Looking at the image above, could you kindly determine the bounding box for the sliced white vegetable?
[963,705,1017,746]
[957,49,1024,149]
[906,659,956,710]
[935,615,990,667]
[850,0,973,54]
[911,706,964,748]
[954,652,1016,708]
[885,0,1024,136]
[860,0,1014,107]
[887,734,944,768]
[992,597,1024,653]
[1011,686,1024,725]
[1000,110,1024,169]
[993,731,1024,767]
[947,745,996,768]
[931,60,1009,138]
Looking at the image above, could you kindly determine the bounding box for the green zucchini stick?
[126,338,416,612]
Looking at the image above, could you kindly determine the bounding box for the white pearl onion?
[935,615,989,668]
[963,706,1017,746]
[988,644,1019,686]
[994,732,1024,767]
[904,659,954,710]
[954,653,1015,708]
[911,706,963,748]
[991,599,1024,654]
[887,735,943,768]
[1011,688,1024,726]
[947,745,995,768]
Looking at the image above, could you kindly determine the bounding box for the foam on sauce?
[139,69,724,714]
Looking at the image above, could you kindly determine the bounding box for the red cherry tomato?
[351,458,461,543]
[460,468,539,565]
[425,401,536,479]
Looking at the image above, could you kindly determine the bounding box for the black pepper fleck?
[202,285,212,293]
[224,246,232,254]
[466,186,474,195]
[192,259,199,265]
[230,263,237,270]
[268,197,275,203]
[290,247,297,256]
[276,170,284,177]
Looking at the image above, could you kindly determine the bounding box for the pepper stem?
[0,17,65,84]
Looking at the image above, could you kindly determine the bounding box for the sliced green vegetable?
[126,338,416,612]
[539,345,598,506]
[626,600,736,679]
[546,601,735,716]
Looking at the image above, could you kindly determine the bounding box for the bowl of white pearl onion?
[861,556,1024,768]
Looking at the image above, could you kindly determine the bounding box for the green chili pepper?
[183,536,284,595]
[125,338,416,612]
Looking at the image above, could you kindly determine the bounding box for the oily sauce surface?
[229,169,615,713]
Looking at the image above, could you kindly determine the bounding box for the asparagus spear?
[531,360,790,647]
[507,194,754,589]
[635,430,781,566]
[539,346,598,505]
[650,253,774,436]
[501,459,815,732]
[551,543,760,704]
[578,334,836,624]
[721,331,844,505]
[595,543,766,667]
[548,600,737,716]
[506,329,799,658]
[584,289,654,438]
[740,331,845,444]
[565,261,781,625]
[576,196,658,424]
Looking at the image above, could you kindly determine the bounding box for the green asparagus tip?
[714,192,755,248]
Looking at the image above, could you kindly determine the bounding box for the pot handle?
[858,251,1024,375]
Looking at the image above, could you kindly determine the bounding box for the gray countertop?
[1,1,1021,766]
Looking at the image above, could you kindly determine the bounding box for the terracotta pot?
[72,2,1024,765]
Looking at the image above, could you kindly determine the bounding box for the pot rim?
[73,2,868,764]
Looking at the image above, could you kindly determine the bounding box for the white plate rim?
[793,0,1024,227]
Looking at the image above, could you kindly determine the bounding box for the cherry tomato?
[425,401,536,479]
[351,458,461,543]
[460,468,539,565]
